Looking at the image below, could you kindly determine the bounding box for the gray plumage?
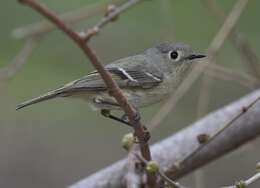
[16,42,205,111]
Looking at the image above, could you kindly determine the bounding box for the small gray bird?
[16,42,205,124]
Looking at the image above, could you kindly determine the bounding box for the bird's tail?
[16,88,65,110]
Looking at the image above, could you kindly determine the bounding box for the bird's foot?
[101,109,131,126]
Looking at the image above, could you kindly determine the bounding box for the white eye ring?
[168,50,182,61]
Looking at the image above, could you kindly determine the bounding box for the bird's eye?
[169,51,179,60]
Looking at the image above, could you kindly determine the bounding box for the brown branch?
[12,0,122,39]
[69,89,260,188]
[17,0,156,186]
[80,0,143,42]
[148,0,249,130]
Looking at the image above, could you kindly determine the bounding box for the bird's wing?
[16,61,164,110]
[63,67,163,92]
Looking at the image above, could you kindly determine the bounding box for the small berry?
[121,133,134,151]
[145,160,159,173]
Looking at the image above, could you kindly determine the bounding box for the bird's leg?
[121,113,128,122]
[101,109,131,126]
[133,111,141,122]
[121,110,150,143]
[120,110,141,126]
[101,109,150,142]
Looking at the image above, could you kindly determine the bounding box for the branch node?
[242,106,248,113]
[235,180,246,188]
[197,133,210,144]
[105,4,119,21]
[81,26,100,42]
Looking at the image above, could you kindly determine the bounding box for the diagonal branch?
[17,0,156,186]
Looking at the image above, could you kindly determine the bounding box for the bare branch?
[203,0,260,81]
[80,0,143,42]
[203,63,259,89]
[222,172,260,188]
[17,0,156,186]
[231,34,260,81]
[196,0,250,118]
[69,89,260,188]
[12,0,122,39]
[207,0,249,57]
[196,0,250,122]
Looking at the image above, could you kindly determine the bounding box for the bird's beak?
[186,54,206,60]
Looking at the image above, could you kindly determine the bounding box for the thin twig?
[135,153,187,188]
[0,37,39,82]
[12,0,122,39]
[203,63,259,89]
[222,171,260,188]
[80,0,143,42]
[203,0,260,81]
[17,0,156,186]
[196,0,250,118]
[231,34,260,81]
[149,0,249,130]
[158,170,187,188]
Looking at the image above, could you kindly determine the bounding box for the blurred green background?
[1,0,260,187]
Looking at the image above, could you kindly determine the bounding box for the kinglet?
[16,42,205,124]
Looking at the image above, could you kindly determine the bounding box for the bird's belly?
[81,86,172,111]
[70,76,178,111]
